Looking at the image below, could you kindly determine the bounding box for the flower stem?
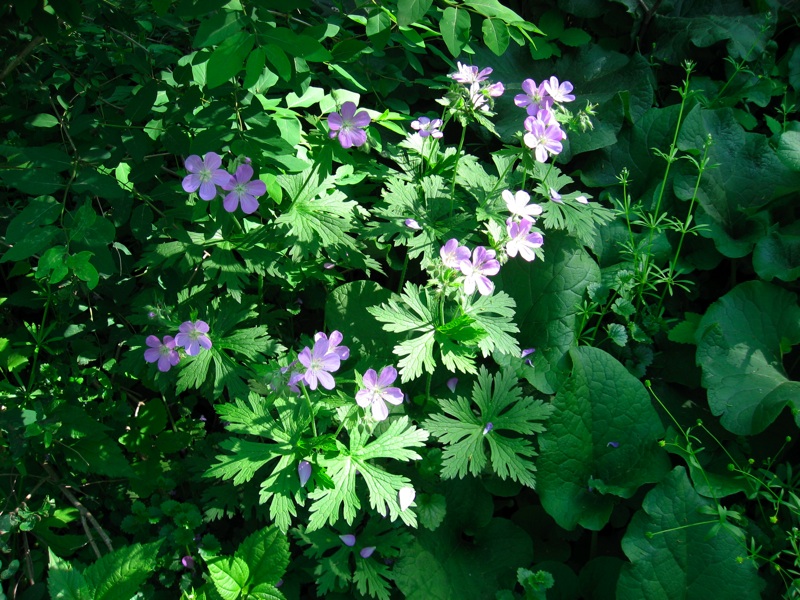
[302,386,318,438]
[449,124,468,216]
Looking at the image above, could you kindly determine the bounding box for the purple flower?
[356,366,404,421]
[549,188,563,203]
[607,441,620,448]
[144,335,180,372]
[469,81,504,112]
[514,79,553,112]
[543,76,575,103]
[523,116,564,163]
[360,546,376,559]
[182,152,230,201]
[502,190,543,221]
[405,218,422,230]
[298,337,341,390]
[506,218,544,262]
[449,62,493,85]
[323,262,335,269]
[174,321,212,356]
[483,422,494,435]
[181,556,195,569]
[440,238,470,269]
[521,348,535,359]
[328,101,371,149]
[410,116,443,139]
[446,377,458,393]
[220,164,266,214]
[340,534,357,547]
[314,331,350,361]
[459,246,500,296]
[298,460,311,487]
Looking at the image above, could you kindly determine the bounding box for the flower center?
[199,167,213,183]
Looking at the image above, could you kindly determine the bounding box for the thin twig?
[42,463,113,555]
[0,35,45,83]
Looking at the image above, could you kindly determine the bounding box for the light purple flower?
[405,218,422,230]
[521,348,535,359]
[356,366,404,421]
[469,81,504,112]
[144,335,180,372]
[340,534,356,547]
[506,218,544,262]
[440,238,470,269]
[483,422,494,435]
[181,556,195,569]
[298,460,311,487]
[298,337,341,390]
[543,76,575,103]
[446,377,458,393]
[360,547,376,559]
[514,79,553,112]
[607,441,620,448]
[323,262,335,269]
[328,101,371,149]
[449,62,493,85]
[220,164,266,214]
[182,152,231,201]
[549,188,563,203]
[502,190,543,220]
[314,331,350,361]
[459,246,500,296]
[523,116,563,163]
[174,321,212,356]
[410,116,443,139]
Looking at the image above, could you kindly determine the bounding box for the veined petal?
[184,155,203,173]
[340,101,357,120]
[203,152,222,170]
[376,366,397,387]
[371,399,389,421]
[351,110,371,127]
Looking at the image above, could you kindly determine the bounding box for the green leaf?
[416,493,446,530]
[1,225,60,263]
[235,526,289,587]
[265,44,291,81]
[695,281,800,435]
[425,367,553,488]
[194,10,244,48]
[502,231,600,394]
[307,417,428,531]
[208,556,250,600]
[753,230,800,282]
[481,18,509,55]
[536,347,670,530]
[28,113,59,127]
[777,130,800,171]
[368,283,436,382]
[440,7,471,57]
[206,31,255,89]
[82,541,163,600]
[4,196,60,244]
[558,27,591,46]
[397,0,433,27]
[48,550,90,600]
[617,468,764,599]
[244,47,267,90]
[463,0,529,25]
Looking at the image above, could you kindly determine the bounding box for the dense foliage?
[1,0,799,598]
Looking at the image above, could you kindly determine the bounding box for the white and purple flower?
[460,246,500,296]
[174,321,212,356]
[506,218,544,262]
[356,365,404,421]
[143,335,180,372]
[221,164,266,214]
[327,101,371,149]
[182,152,230,201]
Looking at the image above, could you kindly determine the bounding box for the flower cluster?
[448,61,505,113]
[515,77,575,162]
[327,101,371,149]
[356,365,404,421]
[502,190,544,262]
[182,152,266,214]
[441,239,501,296]
[143,320,212,372]
[295,331,350,391]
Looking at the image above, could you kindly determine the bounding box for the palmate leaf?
[306,417,429,531]
[367,283,436,382]
[424,367,554,488]
[204,395,304,532]
[463,290,520,358]
[275,165,360,259]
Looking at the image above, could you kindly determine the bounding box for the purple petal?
[184,155,203,173]
[382,388,404,405]
[203,152,222,170]
[360,547,376,559]
[298,460,311,487]
[245,179,266,197]
[362,368,378,388]
[316,369,335,390]
[377,366,397,387]
[194,321,209,333]
[145,335,162,348]
[157,355,173,372]
[144,348,161,363]
[223,192,239,213]
[239,195,259,214]
[182,174,201,193]
[211,169,233,186]
[198,181,218,201]
[351,110,371,127]
[328,112,343,130]
[356,389,373,408]
[235,164,254,183]
[340,102,357,120]
[297,347,313,369]
[447,377,458,392]
[198,334,212,350]
[340,534,356,547]
[371,399,389,421]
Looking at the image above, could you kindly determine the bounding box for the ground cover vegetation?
[1,0,799,597]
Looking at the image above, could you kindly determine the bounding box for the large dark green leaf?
[695,281,800,435]
[617,468,764,599]
[536,346,669,530]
